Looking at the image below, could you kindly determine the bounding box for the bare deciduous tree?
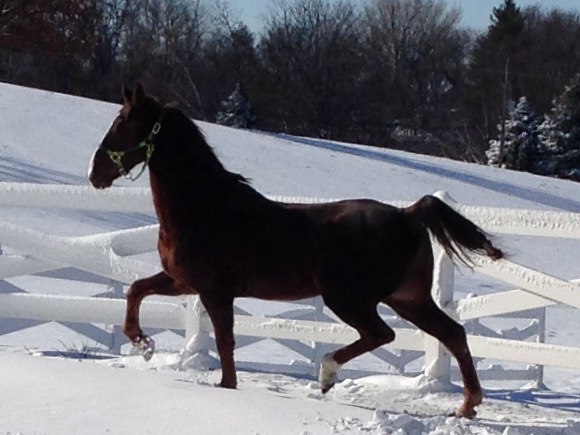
[121,0,210,117]
[363,0,468,136]
[259,0,363,137]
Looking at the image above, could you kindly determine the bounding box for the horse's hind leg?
[387,296,482,419]
[319,297,396,393]
[125,271,191,360]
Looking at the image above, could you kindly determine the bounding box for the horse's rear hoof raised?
[321,383,335,394]
[319,353,341,394]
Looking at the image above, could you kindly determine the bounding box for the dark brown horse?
[88,83,503,418]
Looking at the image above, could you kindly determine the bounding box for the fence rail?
[0,182,578,384]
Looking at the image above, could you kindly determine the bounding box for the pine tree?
[536,74,580,180]
[489,0,525,44]
[487,97,542,171]
[466,0,526,148]
[216,83,256,129]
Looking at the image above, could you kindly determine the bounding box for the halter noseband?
[100,115,162,182]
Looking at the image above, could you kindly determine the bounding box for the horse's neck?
[148,152,248,233]
[147,110,272,232]
[150,162,226,225]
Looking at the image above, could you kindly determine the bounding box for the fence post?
[423,191,455,383]
[312,296,325,377]
[532,307,547,388]
[424,243,454,383]
[181,295,217,369]
[108,280,125,355]
[185,295,203,343]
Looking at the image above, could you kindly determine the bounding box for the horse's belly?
[241,281,318,301]
[235,264,319,301]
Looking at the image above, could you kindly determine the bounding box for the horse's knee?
[126,280,147,299]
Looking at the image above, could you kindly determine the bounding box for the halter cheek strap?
[101,119,162,182]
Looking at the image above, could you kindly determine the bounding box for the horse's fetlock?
[123,324,141,341]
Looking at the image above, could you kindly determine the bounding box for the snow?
[0,82,579,434]
[2,350,580,435]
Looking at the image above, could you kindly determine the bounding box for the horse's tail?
[406,195,504,265]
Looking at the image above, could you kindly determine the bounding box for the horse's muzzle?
[89,175,113,189]
[87,148,114,189]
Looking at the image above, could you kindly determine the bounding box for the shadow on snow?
[276,134,580,213]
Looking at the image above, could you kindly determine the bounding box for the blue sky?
[228,0,580,34]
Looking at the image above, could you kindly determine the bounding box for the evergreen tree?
[466,0,526,144]
[487,97,542,171]
[489,0,525,44]
[216,83,256,129]
[553,74,580,148]
[536,74,580,180]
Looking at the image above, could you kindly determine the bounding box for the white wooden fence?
[0,182,579,385]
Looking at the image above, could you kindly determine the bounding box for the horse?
[88,83,503,418]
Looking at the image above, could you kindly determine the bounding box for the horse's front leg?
[201,295,237,389]
[124,271,188,360]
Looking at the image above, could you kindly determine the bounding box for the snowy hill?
[0,82,579,434]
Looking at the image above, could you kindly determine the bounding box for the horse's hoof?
[142,347,154,362]
[219,381,237,389]
[132,335,155,360]
[319,353,341,395]
[453,408,477,419]
[321,382,335,394]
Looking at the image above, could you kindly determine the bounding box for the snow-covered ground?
[3,349,580,435]
[0,82,579,434]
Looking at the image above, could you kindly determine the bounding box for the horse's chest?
[157,230,221,287]
[157,232,186,280]
[158,245,195,288]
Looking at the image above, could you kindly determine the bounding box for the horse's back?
[288,199,431,300]
[288,199,422,245]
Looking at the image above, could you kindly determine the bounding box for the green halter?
[101,120,161,181]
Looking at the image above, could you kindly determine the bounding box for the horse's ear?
[122,85,133,104]
[134,82,146,105]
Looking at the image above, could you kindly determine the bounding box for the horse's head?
[88,83,162,189]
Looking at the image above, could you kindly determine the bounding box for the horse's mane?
[154,100,249,185]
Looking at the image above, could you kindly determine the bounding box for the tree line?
[1,0,579,176]
[487,75,580,181]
